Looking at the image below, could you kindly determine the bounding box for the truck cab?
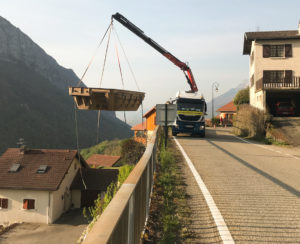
[172,91,207,137]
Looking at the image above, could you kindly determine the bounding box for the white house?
[0,147,89,224]
[243,22,300,115]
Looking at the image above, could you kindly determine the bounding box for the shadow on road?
[206,139,300,198]
[54,209,88,226]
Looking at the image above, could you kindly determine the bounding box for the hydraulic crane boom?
[112,12,198,92]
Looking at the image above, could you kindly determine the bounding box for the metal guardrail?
[83,127,159,244]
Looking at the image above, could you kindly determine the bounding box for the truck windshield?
[177,99,205,112]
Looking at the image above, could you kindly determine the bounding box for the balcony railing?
[256,77,300,91]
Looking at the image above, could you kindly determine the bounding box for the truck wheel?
[200,132,205,138]
[172,132,178,136]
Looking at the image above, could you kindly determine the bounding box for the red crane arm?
[112,12,198,92]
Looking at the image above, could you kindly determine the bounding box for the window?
[0,198,8,209]
[263,44,292,58]
[270,45,284,57]
[23,199,35,210]
[263,70,293,83]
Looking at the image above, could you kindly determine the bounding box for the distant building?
[143,107,157,134]
[131,121,147,144]
[131,107,157,144]
[217,101,237,125]
[0,148,118,224]
[86,154,121,168]
[243,22,300,115]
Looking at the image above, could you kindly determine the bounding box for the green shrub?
[234,87,249,106]
[233,104,265,139]
[119,139,145,165]
[84,164,134,223]
[211,117,220,126]
[118,164,134,185]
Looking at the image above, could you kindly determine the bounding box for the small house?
[217,101,237,126]
[0,148,88,224]
[131,121,147,144]
[86,154,121,168]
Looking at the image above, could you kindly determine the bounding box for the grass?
[80,138,145,166]
[142,131,194,243]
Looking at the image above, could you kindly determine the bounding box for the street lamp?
[211,82,219,121]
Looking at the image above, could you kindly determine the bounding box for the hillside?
[0,17,132,154]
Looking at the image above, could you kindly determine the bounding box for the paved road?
[0,209,88,244]
[176,128,300,243]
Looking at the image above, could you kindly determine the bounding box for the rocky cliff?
[0,16,132,154]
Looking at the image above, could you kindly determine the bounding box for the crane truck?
[112,13,207,137]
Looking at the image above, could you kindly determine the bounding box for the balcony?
[256,77,300,92]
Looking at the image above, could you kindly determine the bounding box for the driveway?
[0,209,88,244]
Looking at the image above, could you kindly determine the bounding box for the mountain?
[0,16,132,154]
[206,81,248,118]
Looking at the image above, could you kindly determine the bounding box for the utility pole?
[211,82,219,121]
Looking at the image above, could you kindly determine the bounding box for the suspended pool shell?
[69,87,145,111]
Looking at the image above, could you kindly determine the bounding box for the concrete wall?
[146,112,156,131]
[72,190,81,209]
[0,189,49,224]
[249,39,300,110]
[50,158,80,223]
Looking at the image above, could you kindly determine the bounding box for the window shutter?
[263,45,271,58]
[28,199,35,209]
[263,70,270,83]
[285,44,292,57]
[285,70,293,83]
[2,199,8,208]
[23,199,28,209]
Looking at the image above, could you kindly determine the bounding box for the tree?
[234,87,249,106]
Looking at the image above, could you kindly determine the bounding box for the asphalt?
[0,209,88,244]
[176,128,300,243]
[272,117,300,146]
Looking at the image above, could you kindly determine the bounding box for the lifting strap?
[96,22,113,143]
[76,22,113,86]
[115,42,127,124]
[113,26,144,125]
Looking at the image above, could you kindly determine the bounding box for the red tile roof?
[71,168,118,191]
[143,106,156,118]
[86,154,120,167]
[131,121,146,131]
[0,148,88,191]
[217,101,237,112]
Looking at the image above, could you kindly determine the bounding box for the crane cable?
[112,26,144,127]
[73,21,113,190]
[96,21,113,143]
[114,31,127,124]
[76,22,113,87]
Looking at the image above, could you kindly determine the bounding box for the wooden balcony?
[256,77,300,92]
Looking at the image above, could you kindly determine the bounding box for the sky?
[2,0,300,123]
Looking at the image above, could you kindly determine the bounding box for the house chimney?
[19,145,28,154]
[17,138,28,154]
